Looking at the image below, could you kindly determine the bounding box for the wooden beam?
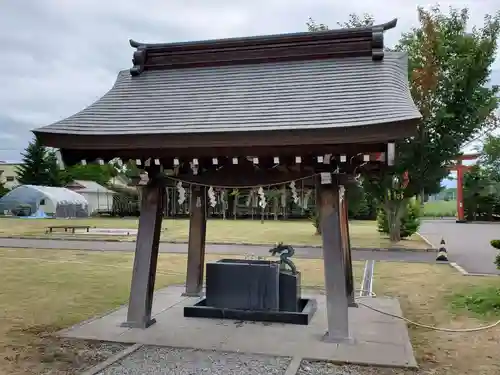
[163,169,318,189]
[184,186,207,296]
[43,126,407,157]
[154,168,375,190]
[340,187,356,306]
[122,182,164,328]
[318,177,350,342]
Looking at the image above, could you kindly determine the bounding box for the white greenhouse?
[0,185,89,218]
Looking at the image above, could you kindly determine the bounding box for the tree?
[481,134,500,181]
[15,138,69,187]
[123,159,141,179]
[309,6,500,241]
[0,181,9,198]
[377,199,421,239]
[66,163,117,186]
[463,165,498,220]
[307,13,375,31]
[492,240,500,269]
[461,134,500,221]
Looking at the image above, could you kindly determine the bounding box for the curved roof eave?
[33,53,420,144]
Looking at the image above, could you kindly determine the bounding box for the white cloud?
[0,133,18,141]
[0,0,499,161]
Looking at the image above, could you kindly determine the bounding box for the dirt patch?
[4,325,128,374]
[299,360,418,374]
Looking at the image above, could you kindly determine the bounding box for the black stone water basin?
[205,259,280,311]
[183,298,317,325]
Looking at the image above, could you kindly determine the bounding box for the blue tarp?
[26,209,50,219]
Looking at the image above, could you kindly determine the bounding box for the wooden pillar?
[318,176,350,342]
[340,186,356,307]
[314,177,321,234]
[122,182,164,329]
[184,186,207,296]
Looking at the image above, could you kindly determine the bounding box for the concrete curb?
[284,356,303,375]
[415,232,437,250]
[0,236,436,252]
[449,262,500,277]
[80,343,143,375]
[449,262,468,275]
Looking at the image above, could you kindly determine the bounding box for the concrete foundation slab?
[58,286,417,368]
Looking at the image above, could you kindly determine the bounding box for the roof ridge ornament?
[128,19,398,75]
[130,42,147,76]
[371,19,397,61]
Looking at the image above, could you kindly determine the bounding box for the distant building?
[0,162,21,189]
[65,180,116,215]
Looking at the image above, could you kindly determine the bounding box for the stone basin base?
[184,298,317,325]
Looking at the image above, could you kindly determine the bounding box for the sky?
[0,0,499,163]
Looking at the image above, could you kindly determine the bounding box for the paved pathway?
[0,238,437,263]
[419,219,500,275]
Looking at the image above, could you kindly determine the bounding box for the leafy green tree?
[377,199,421,239]
[345,181,364,217]
[309,6,500,241]
[0,181,9,198]
[66,163,117,186]
[124,159,141,178]
[491,240,500,269]
[463,165,500,220]
[15,138,69,187]
[345,179,378,220]
[481,134,500,181]
[307,13,375,31]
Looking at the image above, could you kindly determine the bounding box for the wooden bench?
[45,225,91,234]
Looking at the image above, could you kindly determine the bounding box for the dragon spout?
[269,242,297,274]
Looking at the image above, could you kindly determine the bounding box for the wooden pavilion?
[33,19,421,342]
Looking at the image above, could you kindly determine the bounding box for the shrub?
[491,240,500,250]
[0,182,9,198]
[310,211,321,235]
[377,200,421,239]
[491,240,500,269]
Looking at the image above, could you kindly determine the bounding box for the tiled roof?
[34,52,420,136]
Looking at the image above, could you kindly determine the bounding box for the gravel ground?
[298,360,418,375]
[38,339,130,374]
[99,346,291,375]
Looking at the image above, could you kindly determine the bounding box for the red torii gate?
[369,152,478,223]
[450,153,480,223]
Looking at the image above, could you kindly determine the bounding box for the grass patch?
[0,218,428,250]
[3,247,500,374]
[450,285,500,318]
[0,247,362,374]
[423,199,457,217]
[0,248,187,374]
[374,262,500,375]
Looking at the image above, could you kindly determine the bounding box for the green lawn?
[0,247,362,374]
[1,248,499,374]
[0,218,429,249]
[374,262,500,375]
[423,200,457,217]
